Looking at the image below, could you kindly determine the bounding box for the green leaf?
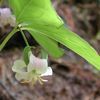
[9,0,63,27]
[29,30,64,58]
[9,0,100,70]
[23,24,100,70]
[23,46,31,65]
[8,0,64,58]
[41,49,48,59]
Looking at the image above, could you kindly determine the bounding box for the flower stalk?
[18,26,29,46]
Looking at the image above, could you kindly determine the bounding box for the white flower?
[12,52,52,85]
[0,8,16,27]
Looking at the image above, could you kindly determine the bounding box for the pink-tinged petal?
[41,67,53,76]
[30,53,48,67]
[27,62,47,74]
[28,53,48,72]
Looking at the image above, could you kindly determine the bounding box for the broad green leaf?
[9,0,63,27]
[29,30,64,58]
[8,0,64,58]
[9,0,100,70]
[23,24,100,70]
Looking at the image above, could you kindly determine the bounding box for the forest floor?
[0,0,100,100]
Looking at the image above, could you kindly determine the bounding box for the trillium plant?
[0,0,100,85]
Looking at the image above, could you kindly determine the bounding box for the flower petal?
[15,72,31,81]
[12,60,26,73]
[41,67,53,76]
[29,52,48,67]
[28,53,48,73]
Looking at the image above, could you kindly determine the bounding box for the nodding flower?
[12,51,53,85]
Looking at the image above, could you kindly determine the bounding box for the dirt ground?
[0,0,100,100]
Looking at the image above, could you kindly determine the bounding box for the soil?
[0,0,100,100]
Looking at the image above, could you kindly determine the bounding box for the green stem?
[0,27,17,51]
[18,27,29,46]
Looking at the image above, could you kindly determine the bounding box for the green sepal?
[23,46,31,65]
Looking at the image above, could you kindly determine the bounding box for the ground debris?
[0,49,100,100]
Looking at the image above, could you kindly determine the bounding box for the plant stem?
[0,27,17,51]
[18,27,29,46]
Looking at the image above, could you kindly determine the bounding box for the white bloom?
[0,8,16,27]
[12,52,52,85]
